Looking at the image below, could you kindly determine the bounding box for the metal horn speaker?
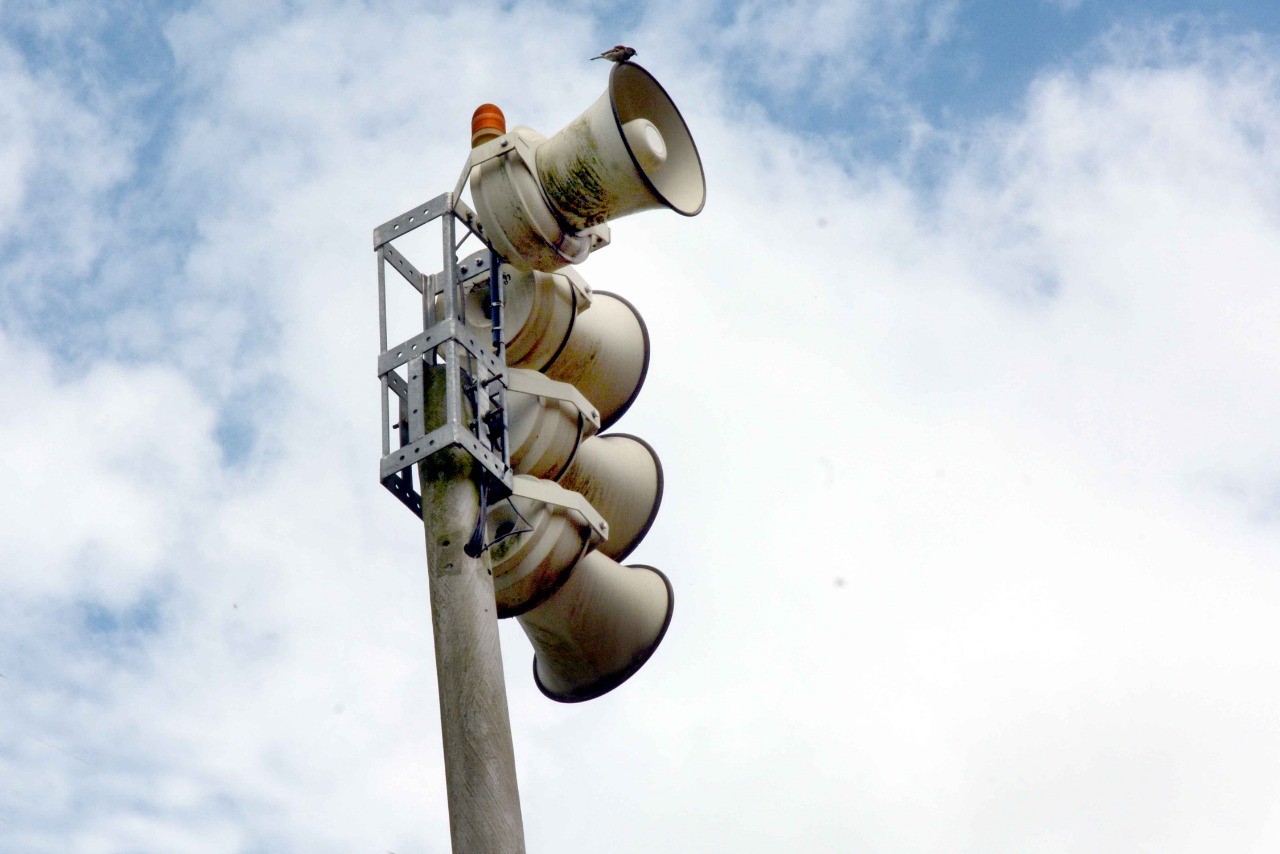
[544,291,649,429]
[460,268,645,426]
[557,433,662,561]
[470,62,705,271]
[458,265,584,372]
[487,476,605,618]
[505,369,599,481]
[535,61,706,231]
[517,550,673,703]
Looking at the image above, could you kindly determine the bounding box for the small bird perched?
[592,45,637,63]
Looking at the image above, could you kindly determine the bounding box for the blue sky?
[5,1,1278,361]
[4,1,1280,851]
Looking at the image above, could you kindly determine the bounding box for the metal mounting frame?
[375,192,513,517]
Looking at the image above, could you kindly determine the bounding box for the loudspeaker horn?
[505,368,600,481]
[535,61,706,231]
[544,291,649,429]
[488,476,606,617]
[457,269,645,427]
[470,62,705,271]
[458,265,589,372]
[557,433,662,561]
[517,550,674,703]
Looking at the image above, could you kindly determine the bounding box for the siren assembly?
[375,59,704,705]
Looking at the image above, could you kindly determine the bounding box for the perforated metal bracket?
[379,318,503,379]
[382,243,427,294]
[373,195,451,248]
[381,419,510,483]
[376,191,514,518]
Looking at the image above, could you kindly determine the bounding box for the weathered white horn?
[544,291,649,429]
[518,550,673,703]
[557,434,662,561]
[505,369,600,481]
[500,267,582,371]
[458,265,587,372]
[487,476,606,617]
[470,62,705,272]
[457,271,643,427]
[535,62,706,231]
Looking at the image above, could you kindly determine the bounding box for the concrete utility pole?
[374,199,525,852]
[416,179,524,853]
[418,399,525,852]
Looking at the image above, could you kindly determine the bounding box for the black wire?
[487,497,534,550]
[463,482,534,559]
[463,477,489,558]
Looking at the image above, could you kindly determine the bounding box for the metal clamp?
[510,476,608,546]
[507,368,601,432]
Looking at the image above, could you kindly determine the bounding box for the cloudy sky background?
[3,0,1280,850]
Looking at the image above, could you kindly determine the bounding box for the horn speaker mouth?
[598,433,664,562]
[608,62,706,218]
[532,564,675,703]
[595,291,650,430]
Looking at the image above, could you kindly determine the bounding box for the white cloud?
[0,330,220,601]
[0,40,132,295]
[3,4,1280,852]
[717,0,960,101]
[918,25,1280,506]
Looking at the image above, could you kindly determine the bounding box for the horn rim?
[549,407,588,482]
[595,433,664,562]
[592,290,651,430]
[532,272,580,373]
[532,563,674,703]
[608,62,707,218]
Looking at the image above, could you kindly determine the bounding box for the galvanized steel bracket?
[375,192,514,517]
